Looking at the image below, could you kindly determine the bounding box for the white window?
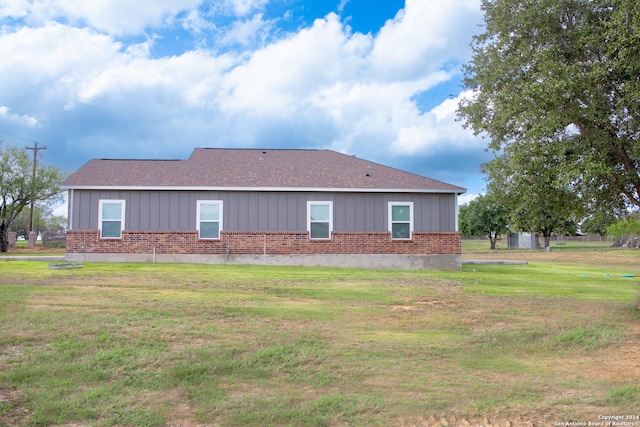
[307,201,333,239]
[389,202,413,239]
[99,200,125,239]
[197,200,223,239]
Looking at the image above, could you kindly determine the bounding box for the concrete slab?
[65,253,463,270]
[462,260,528,265]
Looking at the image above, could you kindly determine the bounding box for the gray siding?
[71,190,457,233]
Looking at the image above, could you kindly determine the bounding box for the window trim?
[197,200,223,240]
[98,199,126,239]
[307,201,333,240]
[388,202,414,240]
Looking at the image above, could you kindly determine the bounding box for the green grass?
[0,255,639,426]
[460,263,638,301]
[606,385,640,406]
[462,238,614,252]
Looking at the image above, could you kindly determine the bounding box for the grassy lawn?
[462,238,615,253]
[1,248,639,426]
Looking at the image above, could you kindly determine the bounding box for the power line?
[0,130,38,144]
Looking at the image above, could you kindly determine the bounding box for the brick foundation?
[66,230,461,256]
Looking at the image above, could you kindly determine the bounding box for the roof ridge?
[198,147,324,151]
[96,158,182,161]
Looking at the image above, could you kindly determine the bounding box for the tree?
[483,144,583,247]
[606,217,640,237]
[9,204,65,239]
[458,193,510,249]
[0,144,63,252]
[607,216,640,247]
[43,214,67,235]
[458,0,640,210]
[8,208,31,240]
[510,195,580,247]
[581,211,619,239]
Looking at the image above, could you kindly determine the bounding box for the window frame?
[197,200,223,240]
[98,199,126,239]
[307,201,333,240]
[388,202,414,240]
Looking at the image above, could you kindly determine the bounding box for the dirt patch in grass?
[0,387,28,426]
[2,246,66,257]
[152,388,214,427]
[390,291,463,312]
[398,411,556,426]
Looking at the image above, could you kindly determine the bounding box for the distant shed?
[508,232,539,250]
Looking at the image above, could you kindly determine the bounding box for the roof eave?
[61,185,466,194]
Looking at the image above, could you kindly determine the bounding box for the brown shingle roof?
[62,148,465,193]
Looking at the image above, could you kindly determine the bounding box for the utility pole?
[25,142,47,247]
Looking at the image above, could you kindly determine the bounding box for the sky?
[0,0,492,213]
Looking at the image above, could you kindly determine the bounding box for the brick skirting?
[66,230,461,256]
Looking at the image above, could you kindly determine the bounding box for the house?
[62,148,465,269]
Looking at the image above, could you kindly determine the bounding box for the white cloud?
[1,0,202,35]
[370,0,480,80]
[0,0,487,192]
[181,4,275,50]
[218,13,273,47]
[213,4,482,157]
[0,23,124,117]
[181,7,214,36]
[218,13,372,115]
[225,0,269,17]
[76,49,237,109]
[0,0,29,17]
[458,192,482,206]
[0,106,39,126]
[389,91,478,155]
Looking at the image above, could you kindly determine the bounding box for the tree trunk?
[543,233,551,248]
[0,222,8,253]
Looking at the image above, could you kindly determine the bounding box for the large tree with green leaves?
[458,0,640,210]
[483,142,583,247]
[459,193,510,249]
[0,143,63,252]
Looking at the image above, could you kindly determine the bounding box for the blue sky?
[0,0,490,211]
